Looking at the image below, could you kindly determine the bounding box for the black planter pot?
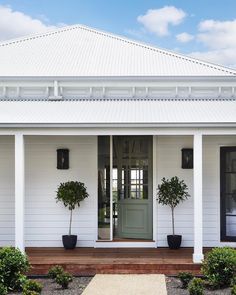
[62,235,77,249]
[167,235,182,249]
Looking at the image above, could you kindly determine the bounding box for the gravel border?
[166,277,231,295]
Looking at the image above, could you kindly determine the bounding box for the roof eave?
[1,122,236,128]
[0,76,236,81]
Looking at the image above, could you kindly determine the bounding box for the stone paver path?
[82,274,167,295]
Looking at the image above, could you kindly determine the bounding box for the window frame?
[220,146,236,242]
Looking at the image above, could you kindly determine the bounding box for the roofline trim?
[1,122,236,128]
[0,76,236,81]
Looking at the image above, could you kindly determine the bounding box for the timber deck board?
[26,247,208,275]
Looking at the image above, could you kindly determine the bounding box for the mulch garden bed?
[10,275,233,294]
[166,276,231,295]
[10,277,92,295]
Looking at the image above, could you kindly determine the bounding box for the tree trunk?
[171,207,175,235]
[69,209,73,236]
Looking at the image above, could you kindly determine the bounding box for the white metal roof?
[0,24,235,77]
[0,100,236,125]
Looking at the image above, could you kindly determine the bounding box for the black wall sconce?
[57,149,69,169]
[181,148,193,169]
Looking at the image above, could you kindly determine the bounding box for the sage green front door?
[113,136,153,240]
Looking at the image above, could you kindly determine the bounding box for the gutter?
[0,76,236,82]
[1,122,236,128]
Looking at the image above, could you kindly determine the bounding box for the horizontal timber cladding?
[0,136,14,246]
[24,136,97,247]
[156,135,236,248]
[156,136,194,247]
[202,136,236,247]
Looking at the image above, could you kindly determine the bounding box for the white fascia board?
[0,76,236,82]
[1,126,236,136]
[1,122,236,128]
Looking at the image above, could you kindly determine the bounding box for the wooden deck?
[26,247,209,276]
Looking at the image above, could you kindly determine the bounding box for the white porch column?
[15,133,25,252]
[193,133,204,263]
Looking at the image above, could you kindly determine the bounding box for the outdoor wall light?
[181,148,193,169]
[57,149,69,169]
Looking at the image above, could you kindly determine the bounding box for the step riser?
[29,264,202,276]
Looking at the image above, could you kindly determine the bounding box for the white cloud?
[197,19,236,49]
[0,5,64,41]
[189,19,236,68]
[176,32,194,43]
[135,7,236,68]
[137,6,186,37]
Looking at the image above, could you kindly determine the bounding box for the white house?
[0,24,236,264]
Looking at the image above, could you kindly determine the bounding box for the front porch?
[27,247,210,276]
[1,131,236,267]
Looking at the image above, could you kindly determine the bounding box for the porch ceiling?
[0,99,236,126]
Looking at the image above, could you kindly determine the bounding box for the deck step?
[29,263,201,276]
[26,247,205,276]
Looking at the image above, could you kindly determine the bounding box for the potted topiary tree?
[56,181,89,249]
[157,176,190,249]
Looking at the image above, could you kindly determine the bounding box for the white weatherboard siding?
[24,136,97,247]
[156,135,236,248]
[203,136,236,247]
[0,136,14,246]
[156,136,194,247]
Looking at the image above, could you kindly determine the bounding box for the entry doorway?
[98,136,153,241]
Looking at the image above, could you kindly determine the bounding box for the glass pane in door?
[97,136,111,240]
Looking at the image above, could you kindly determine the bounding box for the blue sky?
[0,0,236,68]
